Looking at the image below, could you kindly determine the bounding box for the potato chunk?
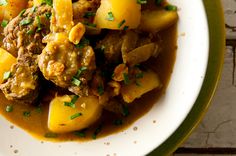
[48,95,102,133]
[121,70,161,103]
[94,0,141,30]
[0,0,28,21]
[0,48,16,84]
[53,0,73,32]
[139,9,178,33]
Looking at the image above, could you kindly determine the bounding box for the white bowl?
[0,0,225,155]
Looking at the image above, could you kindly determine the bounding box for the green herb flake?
[19,9,26,17]
[20,18,32,26]
[135,72,144,79]
[123,73,130,85]
[83,12,96,18]
[0,0,7,6]
[122,105,130,117]
[26,29,34,35]
[31,6,37,13]
[36,16,42,32]
[3,71,11,80]
[165,5,177,11]
[44,132,58,138]
[97,84,104,96]
[35,107,42,113]
[23,111,31,117]
[70,113,82,120]
[64,95,79,108]
[83,22,97,27]
[75,38,90,49]
[118,19,126,28]
[106,12,114,21]
[71,77,81,86]
[1,20,8,28]
[92,124,102,139]
[135,80,142,87]
[74,130,86,137]
[6,105,13,113]
[137,0,147,4]
[75,66,87,78]
[155,0,163,5]
[42,0,52,6]
[45,12,52,20]
[113,119,123,126]
[123,25,129,31]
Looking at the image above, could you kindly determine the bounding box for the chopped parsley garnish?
[44,132,58,138]
[92,124,102,139]
[165,5,177,11]
[1,20,8,28]
[137,0,147,4]
[83,12,96,18]
[23,111,31,117]
[45,12,52,20]
[74,129,87,137]
[26,30,34,35]
[35,107,42,113]
[19,9,26,17]
[97,84,104,96]
[135,80,142,87]
[118,19,126,28]
[6,105,13,113]
[20,19,32,26]
[70,113,82,120]
[42,0,52,6]
[135,72,144,79]
[106,12,114,21]
[123,26,129,31]
[36,16,42,32]
[71,77,81,86]
[123,73,130,85]
[122,105,130,117]
[75,66,87,78]
[64,95,79,108]
[75,38,90,49]
[31,6,37,13]
[113,119,123,126]
[155,0,163,5]
[0,0,7,6]
[3,71,11,80]
[83,22,97,27]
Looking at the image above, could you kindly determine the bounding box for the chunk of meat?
[38,33,96,96]
[0,5,52,104]
[72,0,101,22]
[96,31,123,63]
[3,5,51,57]
[96,30,157,65]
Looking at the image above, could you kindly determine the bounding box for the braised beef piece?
[0,5,52,104]
[38,34,96,96]
[73,0,101,22]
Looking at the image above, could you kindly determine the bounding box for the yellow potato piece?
[0,0,28,21]
[48,95,102,133]
[53,0,73,32]
[139,9,178,33]
[0,48,16,84]
[121,70,161,103]
[94,0,141,30]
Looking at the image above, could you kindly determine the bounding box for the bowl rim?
[149,0,226,155]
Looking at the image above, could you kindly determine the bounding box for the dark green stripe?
[149,0,225,155]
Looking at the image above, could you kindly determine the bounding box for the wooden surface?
[175,0,236,155]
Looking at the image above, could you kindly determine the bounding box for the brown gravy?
[0,1,177,141]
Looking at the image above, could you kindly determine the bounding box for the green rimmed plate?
[149,0,225,155]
